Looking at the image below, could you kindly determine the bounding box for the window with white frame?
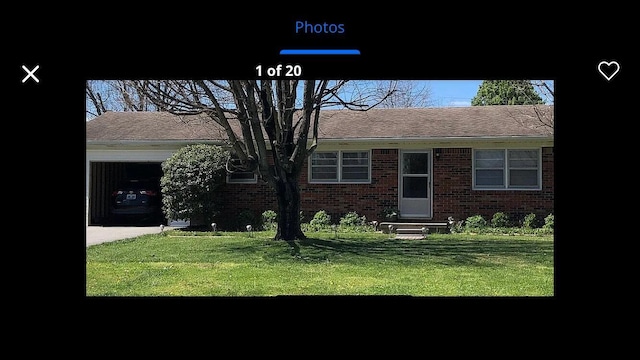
[474,149,541,190]
[310,151,370,183]
[226,158,258,183]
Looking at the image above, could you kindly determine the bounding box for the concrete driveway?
[86,225,167,247]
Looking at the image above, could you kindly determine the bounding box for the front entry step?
[379,222,450,236]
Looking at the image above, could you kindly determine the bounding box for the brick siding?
[433,147,554,225]
[214,147,554,229]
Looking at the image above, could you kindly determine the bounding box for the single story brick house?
[85,105,554,229]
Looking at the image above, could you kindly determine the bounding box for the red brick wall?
[432,147,554,224]
[214,180,276,230]
[299,149,398,224]
[215,147,554,229]
[214,149,398,229]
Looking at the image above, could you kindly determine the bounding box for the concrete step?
[379,221,449,234]
[395,228,428,234]
[394,234,427,240]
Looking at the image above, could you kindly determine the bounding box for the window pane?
[403,177,428,198]
[229,172,255,180]
[510,169,538,187]
[312,152,338,166]
[343,158,369,166]
[342,166,368,181]
[476,150,504,160]
[476,158,505,168]
[476,169,504,187]
[311,167,338,181]
[509,150,538,168]
[476,150,505,168]
[313,159,337,166]
[311,152,338,181]
[403,153,429,174]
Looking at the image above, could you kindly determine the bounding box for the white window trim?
[472,148,542,190]
[226,172,258,184]
[225,155,258,184]
[309,150,372,184]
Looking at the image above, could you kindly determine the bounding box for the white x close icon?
[21,65,40,83]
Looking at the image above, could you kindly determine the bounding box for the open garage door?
[88,162,164,225]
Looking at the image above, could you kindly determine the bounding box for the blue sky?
[86,80,553,120]
[427,80,483,107]
[426,80,554,107]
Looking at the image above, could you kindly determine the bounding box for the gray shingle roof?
[86,105,553,142]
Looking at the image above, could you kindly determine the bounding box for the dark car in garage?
[109,179,164,224]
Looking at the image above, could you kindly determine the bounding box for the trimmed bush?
[261,210,277,231]
[491,212,510,228]
[543,213,554,230]
[160,144,229,227]
[465,215,487,231]
[309,210,331,231]
[522,213,537,229]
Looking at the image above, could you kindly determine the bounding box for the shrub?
[522,213,537,229]
[340,211,367,227]
[261,210,277,231]
[543,213,554,230]
[491,212,510,228]
[450,220,465,234]
[237,209,258,231]
[309,210,331,231]
[160,144,229,226]
[464,215,487,230]
[381,208,399,220]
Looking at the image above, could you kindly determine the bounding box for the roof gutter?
[87,135,553,151]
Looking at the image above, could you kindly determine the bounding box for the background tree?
[88,80,397,244]
[472,80,553,134]
[160,144,229,227]
[86,80,163,119]
[471,80,544,106]
[370,80,434,108]
[528,80,554,133]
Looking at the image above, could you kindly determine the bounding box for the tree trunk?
[274,175,306,244]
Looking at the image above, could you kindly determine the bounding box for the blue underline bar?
[280,49,361,55]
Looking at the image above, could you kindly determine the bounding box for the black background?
[7,8,632,332]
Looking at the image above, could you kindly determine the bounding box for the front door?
[399,151,431,219]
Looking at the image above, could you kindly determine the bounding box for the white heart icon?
[598,60,620,81]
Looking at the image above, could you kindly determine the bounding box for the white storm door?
[399,151,431,219]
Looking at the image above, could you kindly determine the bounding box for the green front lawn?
[86,230,554,296]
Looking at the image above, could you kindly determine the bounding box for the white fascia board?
[86,139,224,148]
[311,136,554,150]
[86,136,554,153]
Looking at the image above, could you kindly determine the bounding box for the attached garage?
[86,112,226,226]
[88,161,164,225]
[85,148,177,226]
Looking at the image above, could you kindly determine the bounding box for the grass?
[85,230,554,297]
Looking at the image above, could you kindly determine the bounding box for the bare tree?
[119,80,395,244]
[531,80,554,132]
[375,80,434,108]
[86,80,108,118]
[86,80,163,119]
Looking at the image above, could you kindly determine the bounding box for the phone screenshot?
[11,14,626,308]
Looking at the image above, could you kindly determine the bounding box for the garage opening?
[89,162,164,226]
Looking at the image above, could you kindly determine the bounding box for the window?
[310,152,338,181]
[226,158,258,184]
[310,151,370,183]
[474,149,540,190]
[227,171,257,183]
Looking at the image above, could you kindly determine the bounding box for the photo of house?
[86,104,553,230]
